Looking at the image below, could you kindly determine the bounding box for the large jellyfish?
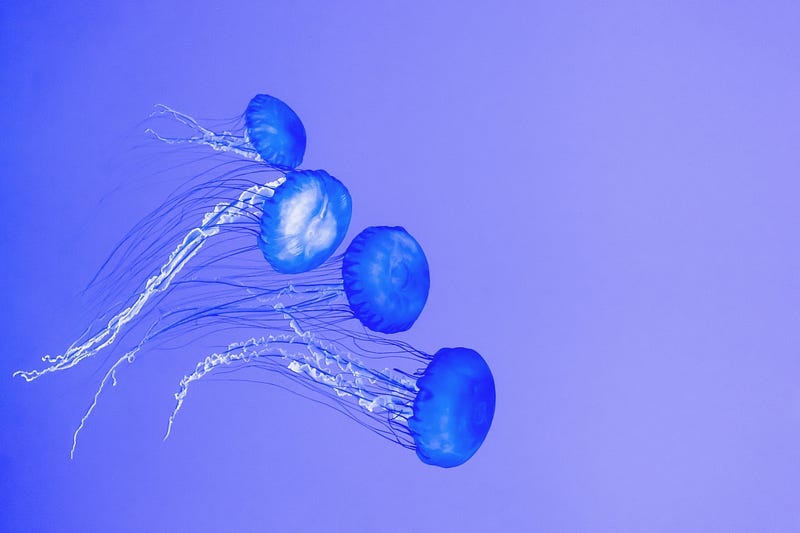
[170,334,495,468]
[15,93,496,468]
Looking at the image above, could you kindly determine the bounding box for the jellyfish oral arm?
[14,180,281,382]
[145,104,262,161]
[164,332,418,441]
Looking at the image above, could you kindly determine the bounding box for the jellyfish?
[168,332,495,468]
[147,93,307,168]
[259,168,351,274]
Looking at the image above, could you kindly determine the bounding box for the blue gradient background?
[2,2,799,531]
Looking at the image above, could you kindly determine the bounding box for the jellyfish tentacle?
[14,180,280,382]
[70,346,140,459]
[164,332,419,440]
[146,104,262,161]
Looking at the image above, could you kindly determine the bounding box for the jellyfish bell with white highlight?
[259,169,352,274]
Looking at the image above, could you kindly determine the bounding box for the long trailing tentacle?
[14,178,283,382]
[146,104,262,161]
[164,319,420,447]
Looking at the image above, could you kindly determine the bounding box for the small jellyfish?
[244,94,306,169]
[148,93,306,169]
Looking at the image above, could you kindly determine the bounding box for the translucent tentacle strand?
[14,178,283,382]
[164,327,420,444]
[146,104,262,161]
[70,347,140,459]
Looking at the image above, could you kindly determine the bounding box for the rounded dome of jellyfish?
[259,169,351,274]
[244,94,306,169]
[343,226,430,334]
[409,347,495,467]
[267,225,430,335]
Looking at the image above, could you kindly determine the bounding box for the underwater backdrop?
[2,2,799,531]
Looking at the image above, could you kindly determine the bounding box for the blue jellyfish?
[148,93,306,169]
[165,325,495,468]
[409,347,495,467]
[343,226,430,333]
[259,169,352,274]
[244,94,306,169]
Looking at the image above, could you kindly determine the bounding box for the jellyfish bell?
[258,169,352,274]
[259,224,430,332]
[409,347,496,468]
[343,226,430,334]
[244,94,307,169]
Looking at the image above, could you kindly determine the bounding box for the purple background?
[2,2,799,531]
